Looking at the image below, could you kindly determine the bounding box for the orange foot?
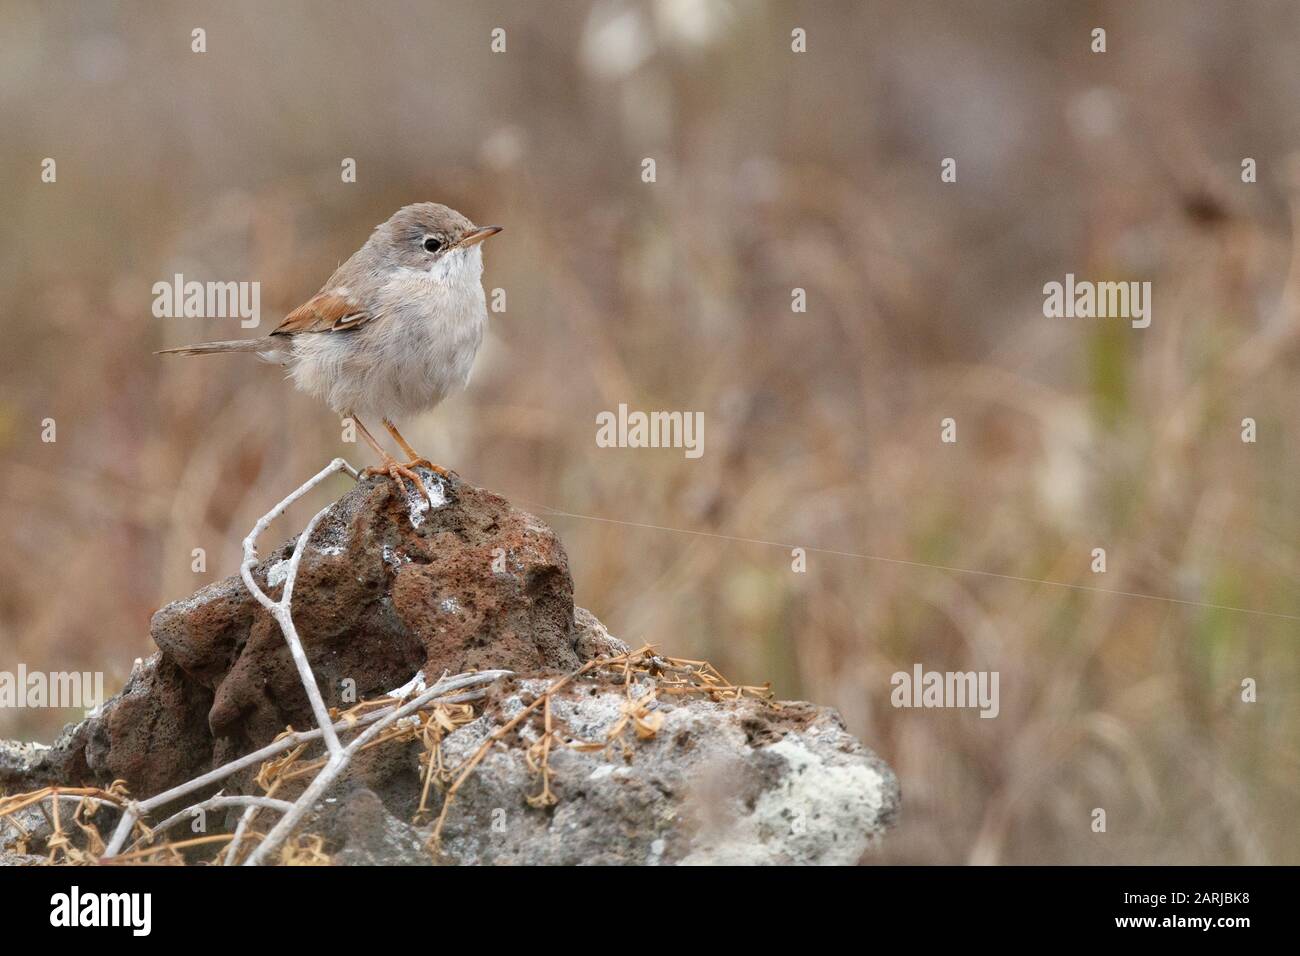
[362,458,450,506]
[400,458,456,481]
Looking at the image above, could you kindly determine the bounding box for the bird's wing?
[270,290,373,336]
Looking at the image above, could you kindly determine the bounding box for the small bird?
[158,203,502,502]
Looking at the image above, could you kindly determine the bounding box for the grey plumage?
[156,203,500,425]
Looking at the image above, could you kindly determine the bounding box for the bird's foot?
[397,458,456,480]
[362,459,446,506]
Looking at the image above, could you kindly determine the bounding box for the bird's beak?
[458,225,503,248]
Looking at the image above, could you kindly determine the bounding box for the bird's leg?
[351,414,435,505]
[382,419,454,479]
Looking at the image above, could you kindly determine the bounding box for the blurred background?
[2,0,1298,863]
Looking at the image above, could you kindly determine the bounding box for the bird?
[157,202,502,503]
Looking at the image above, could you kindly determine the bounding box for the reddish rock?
[7,471,582,800]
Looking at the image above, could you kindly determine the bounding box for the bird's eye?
[423,237,443,254]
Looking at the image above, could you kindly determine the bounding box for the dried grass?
[1,646,767,864]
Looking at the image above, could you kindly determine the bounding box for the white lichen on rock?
[266,559,291,589]
[679,736,891,865]
[431,678,898,866]
[402,468,447,528]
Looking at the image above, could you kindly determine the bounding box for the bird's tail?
[155,338,277,356]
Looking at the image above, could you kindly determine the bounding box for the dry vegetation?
[0,646,769,864]
[1,1,1297,863]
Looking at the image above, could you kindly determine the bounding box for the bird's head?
[371,202,502,276]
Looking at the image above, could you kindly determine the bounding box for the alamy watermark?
[49,887,151,936]
[596,403,704,459]
[891,664,999,718]
[0,665,105,714]
[152,273,261,328]
[1043,273,1150,328]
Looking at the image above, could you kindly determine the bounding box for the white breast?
[289,245,488,422]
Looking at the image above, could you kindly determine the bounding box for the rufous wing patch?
[271,291,371,336]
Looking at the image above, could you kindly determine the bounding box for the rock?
[5,471,580,800]
[0,741,48,784]
[572,605,631,660]
[0,470,900,864]
[427,677,900,866]
[313,788,433,867]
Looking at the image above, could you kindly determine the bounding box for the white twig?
[101,681,500,857]
[3,793,121,813]
[243,669,510,865]
[129,795,295,851]
[98,459,512,866]
[222,804,261,866]
[240,457,358,757]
